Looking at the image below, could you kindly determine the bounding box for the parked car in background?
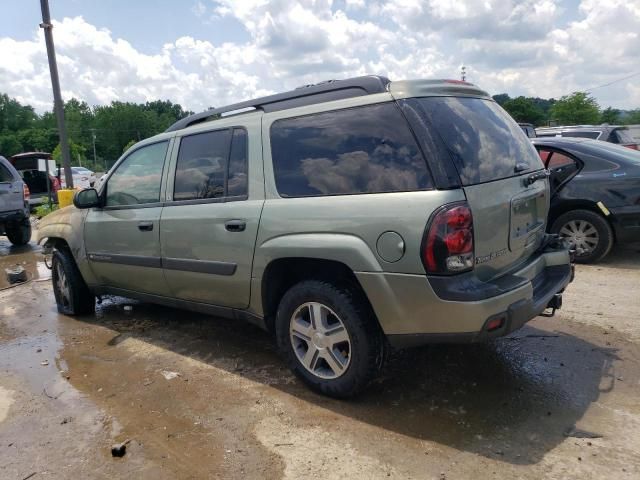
[532,137,640,263]
[37,76,572,397]
[9,152,60,208]
[60,166,96,189]
[519,123,536,138]
[0,155,32,245]
[536,125,638,150]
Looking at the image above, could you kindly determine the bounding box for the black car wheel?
[5,219,32,246]
[51,249,95,315]
[551,209,614,263]
[275,280,384,398]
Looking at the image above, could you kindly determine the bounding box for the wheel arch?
[548,199,616,242]
[258,257,380,334]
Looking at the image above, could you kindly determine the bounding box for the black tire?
[51,249,95,315]
[275,280,384,398]
[6,219,32,246]
[551,209,614,263]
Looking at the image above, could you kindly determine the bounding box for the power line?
[585,71,640,92]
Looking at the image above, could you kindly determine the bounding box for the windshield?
[412,97,543,185]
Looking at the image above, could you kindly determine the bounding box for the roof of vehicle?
[166,76,491,133]
[532,137,591,146]
[10,151,53,159]
[536,125,627,132]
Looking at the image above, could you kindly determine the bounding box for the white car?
[60,167,96,189]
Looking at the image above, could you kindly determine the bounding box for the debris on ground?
[563,426,603,438]
[40,360,49,366]
[160,370,181,380]
[5,266,27,284]
[111,439,131,457]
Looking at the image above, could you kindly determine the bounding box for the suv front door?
[84,140,171,295]
[160,120,263,309]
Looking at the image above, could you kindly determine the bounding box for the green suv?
[37,76,573,397]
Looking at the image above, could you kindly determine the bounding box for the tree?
[600,107,621,124]
[492,93,510,106]
[621,109,640,125]
[123,139,137,153]
[550,92,600,125]
[502,96,545,125]
[52,138,87,165]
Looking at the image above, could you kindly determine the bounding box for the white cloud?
[0,1,638,114]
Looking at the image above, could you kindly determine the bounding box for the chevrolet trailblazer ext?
[37,76,573,397]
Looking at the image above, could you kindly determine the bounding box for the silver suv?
[0,155,32,245]
[37,76,573,397]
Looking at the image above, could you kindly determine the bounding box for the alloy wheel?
[55,263,71,307]
[289,302,351,379]
[559,219,599,254]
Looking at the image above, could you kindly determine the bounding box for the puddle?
[0,237,50,289]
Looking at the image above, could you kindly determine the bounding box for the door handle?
[225,219,246,232]
[138,221,154,232]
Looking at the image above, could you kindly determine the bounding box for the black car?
[532,137,640,262]
[536,125,638,150]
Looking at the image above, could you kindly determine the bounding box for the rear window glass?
[412,97,543,185]
[270,103,432,197]
[613,129,634,144]
[561,131,600,139]
[0,163,14,182]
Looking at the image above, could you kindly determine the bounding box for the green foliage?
[34,203,59,219]
[550,92,601,125]
[123,139,137,153]
[600,107,621,124]
[622,109,640,125]
[501,96,545,125]
[52,138,87,164]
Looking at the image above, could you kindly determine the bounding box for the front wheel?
[275,280,384,398]
[5,219,32,246]
[51,249,95,315]
[551,209,614,263]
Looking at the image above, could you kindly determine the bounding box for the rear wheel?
[52,249,95,315]
[551,209,613,263]
[275,280,384,398]
[5,219,31,246]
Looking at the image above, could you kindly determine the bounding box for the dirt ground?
[1,234,639,479]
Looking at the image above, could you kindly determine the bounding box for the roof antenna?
[460,65,467,82]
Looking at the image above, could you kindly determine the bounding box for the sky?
[1,0,639,114]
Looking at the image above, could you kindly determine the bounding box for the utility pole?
[40,0,73,188]
[91,128,97,167]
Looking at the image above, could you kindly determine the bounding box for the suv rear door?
[159,117,263,309]
[0,159,24,213]
[405,96,548,281]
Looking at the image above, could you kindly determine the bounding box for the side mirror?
[73,188,100,209]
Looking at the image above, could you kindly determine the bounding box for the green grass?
[33,203,59,219]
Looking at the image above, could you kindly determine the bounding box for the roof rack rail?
[165,75,391,132]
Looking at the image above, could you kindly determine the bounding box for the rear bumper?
[356,243,572,348]
[0,208,29,225]
[610,206,640,244]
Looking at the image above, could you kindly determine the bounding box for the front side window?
[106,141,168,207]
[270,103,432,197]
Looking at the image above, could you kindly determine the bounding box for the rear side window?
[561,131,600,139]
[612,129,634,144]
[174,127,248,201]
[0,163,15,182]
[270,103,432,197]
[411,97,543,185]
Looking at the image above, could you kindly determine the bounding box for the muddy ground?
[1,234,639,479]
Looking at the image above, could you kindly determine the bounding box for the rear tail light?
[422,203,474,274]
[624,144,638,150]
[23,183,30,201]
